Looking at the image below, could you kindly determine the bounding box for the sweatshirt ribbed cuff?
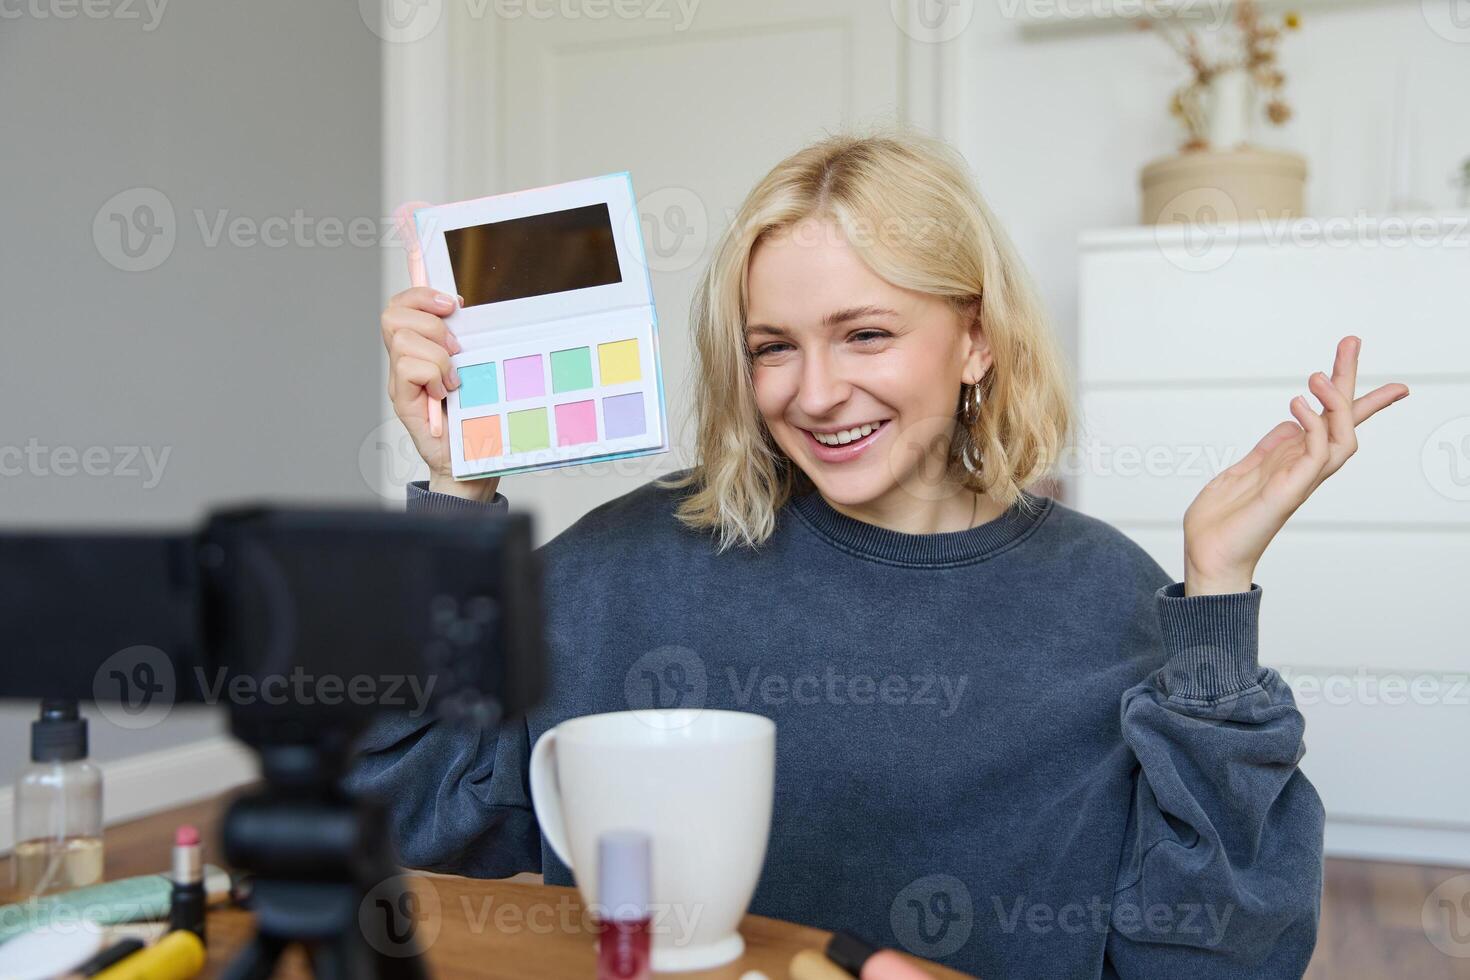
[406,480,509,515]
[1156,582,1264,700]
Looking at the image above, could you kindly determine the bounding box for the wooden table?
[93,793,972,979]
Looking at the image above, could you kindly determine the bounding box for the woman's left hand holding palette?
[380,286,501,503]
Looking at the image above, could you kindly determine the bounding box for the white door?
[417,0,946,542]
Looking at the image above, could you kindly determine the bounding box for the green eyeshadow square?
[507,407,550,453]
[550,347,593,393]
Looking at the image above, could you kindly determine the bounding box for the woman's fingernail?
[456,294,465,307]
[448,334,463,354]
[435,293,455,309]
[449,367,461,388]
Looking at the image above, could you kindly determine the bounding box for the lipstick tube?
[166,825,206,943]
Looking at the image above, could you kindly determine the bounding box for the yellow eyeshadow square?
[597,339,641,385]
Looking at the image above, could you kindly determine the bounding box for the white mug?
[529,708,775,971]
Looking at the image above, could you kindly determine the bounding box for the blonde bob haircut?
[662,127,1074,551]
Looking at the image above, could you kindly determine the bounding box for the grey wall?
[0,2,383,786]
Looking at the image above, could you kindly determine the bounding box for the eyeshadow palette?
[408,172,668,480]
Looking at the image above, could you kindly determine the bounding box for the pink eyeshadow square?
[554,400,598,446]
[503,354,545,401]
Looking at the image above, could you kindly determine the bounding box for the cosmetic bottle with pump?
[11,700,104,896]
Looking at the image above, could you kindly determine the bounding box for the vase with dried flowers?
[1143,1,1300,152]
[1136,1,1308,225]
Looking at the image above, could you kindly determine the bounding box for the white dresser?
[1074,213,1470,866]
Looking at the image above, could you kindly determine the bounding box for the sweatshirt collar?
[789,488,1052,567]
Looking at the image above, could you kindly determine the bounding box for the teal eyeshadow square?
[550,347,594,393]
[459,362,498,407]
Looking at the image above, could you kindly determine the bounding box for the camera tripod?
[220,730,431,980]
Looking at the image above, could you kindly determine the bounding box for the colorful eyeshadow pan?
[462,416,502,460]
[504,354,546,401]
[508,407,550,452]
[550,347,594,393]
[458,363,498,408]
[603,392,646,439]
[457,347,650,461]
[598,339,640,385]
[555,400,598,446]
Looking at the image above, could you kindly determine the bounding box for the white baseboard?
[4,739,1466,870]
[1326,818,1470,868]
[0,735,258,854]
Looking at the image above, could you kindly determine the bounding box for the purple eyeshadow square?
[602,392,645,439]
[503,354,545,401]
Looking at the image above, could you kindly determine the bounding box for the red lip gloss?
[596,830,652,980]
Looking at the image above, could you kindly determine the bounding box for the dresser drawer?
[1124,525,1468,675]
[1073,381,1470,526]
[1078,219,1470,384]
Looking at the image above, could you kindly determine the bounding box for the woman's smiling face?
[744,216,992,516]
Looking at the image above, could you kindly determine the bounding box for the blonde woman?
[353,129,1408,978]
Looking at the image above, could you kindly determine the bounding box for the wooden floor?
[1308,858,1470,979]
[78,797,1470,978]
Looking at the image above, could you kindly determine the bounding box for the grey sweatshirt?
[344,475,1324,978]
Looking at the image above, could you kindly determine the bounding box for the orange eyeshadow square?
[462,416,503,460]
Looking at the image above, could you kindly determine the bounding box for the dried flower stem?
[1141,0,1299,151]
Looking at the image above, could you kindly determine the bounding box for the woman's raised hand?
[381,287,500,502]
[1180,336,1409,595]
